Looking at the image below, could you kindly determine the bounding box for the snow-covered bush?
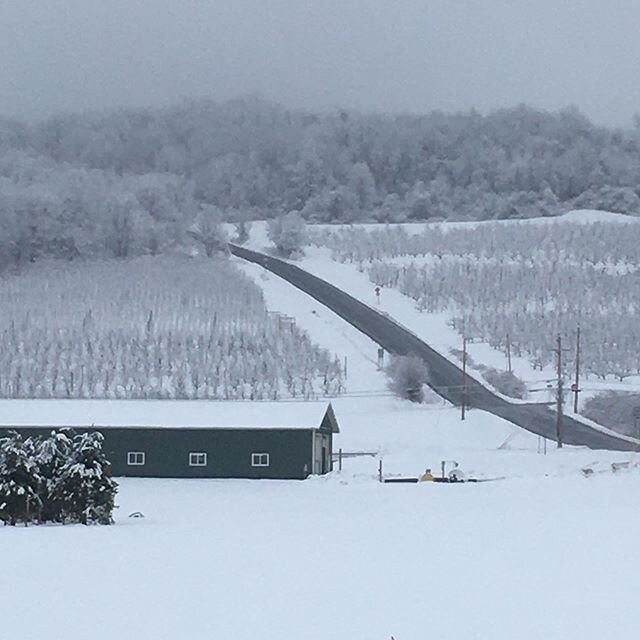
[0,430,118,526]
[267,211,307,257]
[482,368,527,400]
[582,392,640,437]
[386,354,430,403]
[449,348,527,399]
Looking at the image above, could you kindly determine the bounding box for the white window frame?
[189,452,208,467]
[127,451,146,466]
[251,453,270,468]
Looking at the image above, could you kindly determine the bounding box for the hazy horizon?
[2,1,640,127]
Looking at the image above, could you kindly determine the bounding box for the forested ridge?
[2,97,640,268]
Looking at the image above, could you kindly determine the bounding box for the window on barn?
[189,452,207,467]
[251,453,270,467]
[127,451,146,466]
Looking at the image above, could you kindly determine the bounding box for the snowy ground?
[7,216,640,640]
[5,475,640,640]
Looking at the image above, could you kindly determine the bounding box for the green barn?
[0,400,339,480]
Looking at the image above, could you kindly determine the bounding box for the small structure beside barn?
[0,400,339,480]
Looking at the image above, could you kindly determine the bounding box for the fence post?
[378,459,383,483]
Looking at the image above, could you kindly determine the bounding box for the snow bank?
[557,209,638,224]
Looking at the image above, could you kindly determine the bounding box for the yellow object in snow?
[419,469,434,482]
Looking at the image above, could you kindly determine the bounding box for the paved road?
[231,244,639,452]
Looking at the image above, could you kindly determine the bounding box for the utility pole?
[573,325,581,414]
[555,335,565,448]
[506,333,512,374]
[461,337,468,421]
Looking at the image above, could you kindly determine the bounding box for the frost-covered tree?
[4,98,640,254]
[347,162,376,212]
[267,210,307,257]
[386,354,430,403]
[233,219,252,245]
[187,205,228,257]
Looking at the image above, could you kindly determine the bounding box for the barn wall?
[0,427,318,480]
[105,428,314,479]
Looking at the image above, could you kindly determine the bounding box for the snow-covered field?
[6,214,640,640]
[6,474,640,640]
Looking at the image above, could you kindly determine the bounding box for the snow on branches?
[314,220,640,381]
[0,255,345,400]
[0,430,118,526]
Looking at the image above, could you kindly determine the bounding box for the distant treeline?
[2,97,640,266]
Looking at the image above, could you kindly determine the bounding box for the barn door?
[313,433,330,475]
[313,432,325,474]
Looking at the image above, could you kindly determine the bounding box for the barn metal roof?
[0,399,339,432]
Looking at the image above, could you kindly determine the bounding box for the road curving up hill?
[231,244,639,452]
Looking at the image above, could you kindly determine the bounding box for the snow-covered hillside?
[237,255,638,477]
[243,212,640,416]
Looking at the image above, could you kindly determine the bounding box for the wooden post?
[338,448,343,472]
[378,459,383,483]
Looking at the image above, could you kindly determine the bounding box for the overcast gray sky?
[1,0,639,126]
